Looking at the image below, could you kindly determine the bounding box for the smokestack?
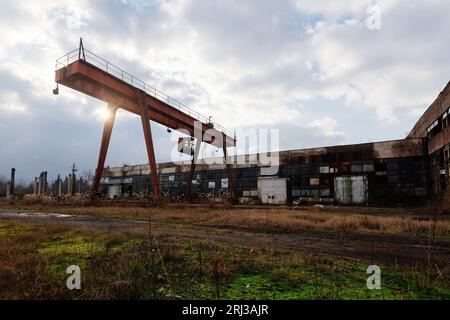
[43,171,48,195]
[10,168,15,196]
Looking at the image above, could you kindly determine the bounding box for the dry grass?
[0,220,138,299]
[1,199,449,238]
[0,223,72,299]
[201,208,450,236]
[0,216,449,300]
[55,204,447,237]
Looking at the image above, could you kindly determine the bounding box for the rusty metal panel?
[373,138,426,159]
[56,60,235,148]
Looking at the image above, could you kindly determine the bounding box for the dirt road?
[1,210,448,268]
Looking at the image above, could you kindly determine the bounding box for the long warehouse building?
[100,81,450,206]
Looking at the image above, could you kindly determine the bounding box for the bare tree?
[0,175,6,197]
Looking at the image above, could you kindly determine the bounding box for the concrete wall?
[373,138,426,159]
[408,81,450,152]
[103,138,426,179]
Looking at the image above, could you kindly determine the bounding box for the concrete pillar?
[58,175,62,197]
[37,175,41,196]
[72,173,76,196]
[6,183,11,199]
[10,168,15,197]
[34,177,38,196]
[68,174,72,196]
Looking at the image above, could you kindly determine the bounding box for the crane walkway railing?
[56,47,233,137]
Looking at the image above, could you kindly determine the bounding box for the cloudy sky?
[1,0,449,182]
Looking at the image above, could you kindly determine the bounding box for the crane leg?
[138,90,161,199]
[184,140,202,203]
[222,140,236,201]
[92,104,118,197]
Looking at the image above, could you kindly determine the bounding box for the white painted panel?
[334,176,368,205]
[260,167,278,176]
[335,177,352,204]
[107,185,122,199]
[161,167,176,174]
[319,166,330,174]
[257,177,287,204]
[351,176,367,204]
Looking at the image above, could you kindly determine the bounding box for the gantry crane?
[54,39,236,201]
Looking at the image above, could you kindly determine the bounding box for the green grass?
[0,221,32,235]
[143,241,449,300]
[39,237,103,255]
[0,219,448,300]
[222,263,450,300]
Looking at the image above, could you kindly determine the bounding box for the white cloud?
[308,117,344,138]
[0,0,449,180]
[0,92,27,113]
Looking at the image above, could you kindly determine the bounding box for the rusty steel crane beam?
[55,40,236,200]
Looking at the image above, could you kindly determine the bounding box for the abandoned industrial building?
[98,81,450,207]
[48,41,449,207]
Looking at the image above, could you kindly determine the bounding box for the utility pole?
[71,163,78,196]
[68,174,72,195]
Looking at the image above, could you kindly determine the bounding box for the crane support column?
[222,134,236,201]
[92,104,118,196]
[138,90,161,199]
[184,139,202,203]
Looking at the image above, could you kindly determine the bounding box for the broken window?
[445,148,450,162]
[351,164,363,172]
[427,119,441,138]
[319,166,330,174]
[319,177,329,185]
[221,178,229,188]
[339,162,350,173]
